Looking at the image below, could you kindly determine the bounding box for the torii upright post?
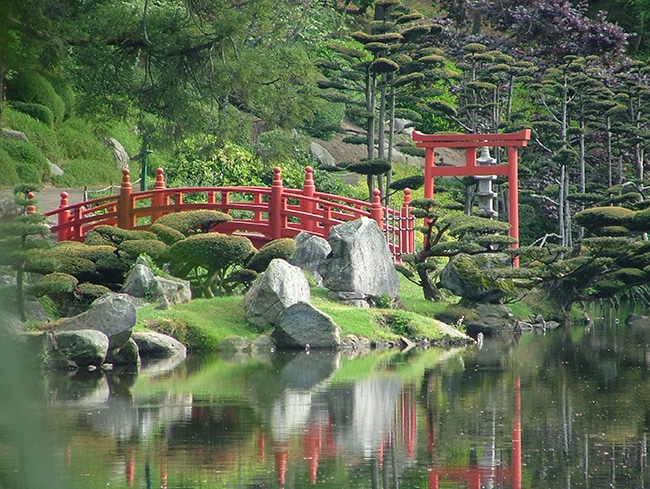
[412,130,531,266]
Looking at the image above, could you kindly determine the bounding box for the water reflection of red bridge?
[267,378,522,488]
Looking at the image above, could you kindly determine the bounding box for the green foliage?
[0,147,20,186]
[167,233,256,297]
[9,101,54,127]
[5,71,65,123]
[575,206,636,232]
[57,118,110,160]
[150,223,186,245]
[53,159,123,187]
[154,210,232,236]
[0,139,49,184]
[75,282,111,305]
[117,239,168,262]
[245,238,297,273]
[29,272,78,297]
[83,225,158,246]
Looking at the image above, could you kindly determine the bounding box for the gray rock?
[106,337,141,366]
[216,336,251,353]
[0,310,25,337]
[244,259,310,331]
[1,128,28,141]
[132,331,187,359]
[250,335,277,354]
[49,161,64,177]
[310,142,337,169]
[319,217,400,303]
[53,293,136,350]
[104,137,130,171]
[272,301,341,349]
[439,253,512,304]
[46,330,110,369]
[464,303,517,336]
[122,256,192,305]
[290,232,331,286]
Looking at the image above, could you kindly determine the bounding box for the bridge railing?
[42,166,415,260]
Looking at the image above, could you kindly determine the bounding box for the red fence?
[42,166,415,260]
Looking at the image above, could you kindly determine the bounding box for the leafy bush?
[52,158,123,187]
[117,239,168,261]
[0,139,49,184]
[57,118,110,160]
[0,148,20,186]
[154,210,232,235]
[75,282,111,305]
[245,238,297,272]
[9,102,54,127]
[84,225,158,246]
[150,223,186,245]
[3,108,64,163]
[29,272,78,297]
[575,206,636,232]
[5,71,65,123]
[167,233,256,297]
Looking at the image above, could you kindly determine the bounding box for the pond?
[2,306,650,489]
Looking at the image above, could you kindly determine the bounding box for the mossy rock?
[246,238,297,273]
[154,210,232,236]
[439,253,514,304]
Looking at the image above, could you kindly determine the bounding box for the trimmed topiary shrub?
[245,238,297,273]
[84,225,158,246]
[9,101,54,127]
[150,223,186,245]
[5,71,65,124]
[29,272,78,297]
[167,232,256,297]
[154,210,233,236]
[575,206,636,232]
[117,239,168,261]
[75,282,111,305]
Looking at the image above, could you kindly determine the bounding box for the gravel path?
[0,186,112,214]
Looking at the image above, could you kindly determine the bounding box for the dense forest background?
[2,0,650,311]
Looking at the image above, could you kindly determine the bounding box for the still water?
[3,309,650,489]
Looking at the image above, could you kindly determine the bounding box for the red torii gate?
[412,130,532,254]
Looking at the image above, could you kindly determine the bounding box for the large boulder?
[53,293,136,350]
[45,330,110,369]
[132,331,187,359]
[122,256,192,305]
[464,303,518,336]
[272,302,341,350]
[106,337,141,366]
[289,232,331,286]
[310,142,337,169]
[244,259,310,331]
[439,253,513,304]
[319,217,400,306]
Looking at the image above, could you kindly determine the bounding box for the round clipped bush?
[150,222,186,245]
[30,272,78,297]
[56,255,97,276]
[245,238,297,273]
[154,210,233,235]
[9,101,54,127]
[76,282,111,304]
[575,206,635,231]
[168,233,255,272]
[84,225,158,246]
[0,139,49,184]
[5,71,65,123]
[117,239,168,261]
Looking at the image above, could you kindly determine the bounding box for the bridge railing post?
[57,192,71,241]
[117,169,134,229]
[270,167,284,240]
[400,188,414,257]
[301,166,316,233]
[370,189,384,230]
[152,168,166,223]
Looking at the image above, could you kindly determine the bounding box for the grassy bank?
[136,277,538,351]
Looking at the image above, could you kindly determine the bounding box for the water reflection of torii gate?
[412,130,532,256]
[428,377,522,489]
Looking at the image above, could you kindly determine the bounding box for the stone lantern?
[474,147,497,218]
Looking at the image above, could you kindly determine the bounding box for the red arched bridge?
[41,166,416,260]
